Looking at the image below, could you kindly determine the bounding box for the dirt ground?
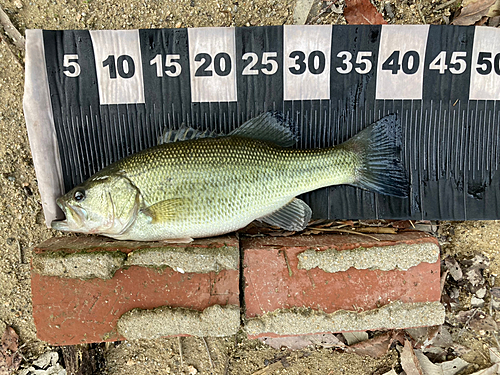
[0,0,499,374]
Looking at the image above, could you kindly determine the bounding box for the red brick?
[31,236,239,345]
[242,231,442,338]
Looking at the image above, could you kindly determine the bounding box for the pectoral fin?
[258,198,312,231]
[142,198,187,224]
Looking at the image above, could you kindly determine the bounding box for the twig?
[251,360,284,375]
[417,0,426,23]
[309,227,381,241]
[458,308,478,337]
[279,249,293,277]
[0,34,23,70]
[178,336,184,368]
[202,337,214,372]
[0,5,24,50]
[493,332,500,349]
[440,269,449,296]
[435,0,458,11]
[356,227,397,234]
[15,343,27,362]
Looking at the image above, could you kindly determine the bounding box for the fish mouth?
[51,198,86,232]
[51,219,69,231]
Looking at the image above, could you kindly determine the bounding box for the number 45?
[429,51,467,74]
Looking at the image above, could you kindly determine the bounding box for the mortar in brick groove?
[31,250,127,280]
[297,242,440,272]
[117,304,241,339]
[32,241,239,279]
[245,301,445,337]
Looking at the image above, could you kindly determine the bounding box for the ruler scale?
[23,25,500,225]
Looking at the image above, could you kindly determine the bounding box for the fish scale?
[52,113,408,241]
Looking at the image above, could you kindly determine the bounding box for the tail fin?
[344,114,409,198]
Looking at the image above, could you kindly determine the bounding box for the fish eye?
[74,189,85,202]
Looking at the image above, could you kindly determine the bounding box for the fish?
[51,112,408,242]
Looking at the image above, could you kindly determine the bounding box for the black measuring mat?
[24,25,500,224]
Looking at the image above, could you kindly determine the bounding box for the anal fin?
[258,198,312,231]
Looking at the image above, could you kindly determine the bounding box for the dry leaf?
[490,348,500,364]
[0,326,22,374]
[260,333,345,350]
[415,349,469,375]
[445,257,463,282]
[456,310,498,332]
[344,0,387,24]
[345,331,403,358]
[389,220,413,229]
[424,347,449,363]
[468,363,500,375]
[452,0,496,24]
[429,326,454,348]
[406,326,441,348]
[487,0,500,16]
[401,340,424,375]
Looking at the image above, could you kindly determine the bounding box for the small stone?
[32,351,58,369]
[175,21,182,28]
[475,287,487,299]
[187,365,198,375]
[13,0,23,9]
[465,267,484,287]
[471,297,484,307]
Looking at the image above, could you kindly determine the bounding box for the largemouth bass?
[52,112,408,242]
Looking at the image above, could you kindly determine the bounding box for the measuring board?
[23,25,500,225]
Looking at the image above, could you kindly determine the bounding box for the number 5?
[261,52,278,75]
[63,54,81,77]
[449,51,467,74]
[165,54,182,77]
[355,51,372,74]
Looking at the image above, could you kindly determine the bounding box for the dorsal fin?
[229,112,299,147]
[158,127,220,145]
